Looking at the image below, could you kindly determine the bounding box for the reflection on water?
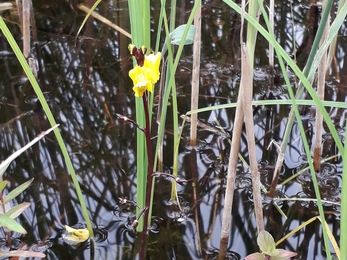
[0,0,346,259]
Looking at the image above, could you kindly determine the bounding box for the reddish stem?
[139,91,154,259]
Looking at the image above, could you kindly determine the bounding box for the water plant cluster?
[0,0,347,259]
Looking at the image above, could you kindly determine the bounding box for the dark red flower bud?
[129,44,147,67]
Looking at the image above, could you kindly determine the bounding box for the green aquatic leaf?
[5,202,30,219]
[169,24,196,45]
[0,180,8,194]
[4,179,33,204]
[257,231,279,256]
[271,249,297,260]
[0,215,27,233]
[161,24,196,55]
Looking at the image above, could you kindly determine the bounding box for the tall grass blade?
[268,0,274,68]
[257,1,332,257]
[222,0,345,158]
[0,17,94,237]
[186,99,347,115]
[271,0,340,183]
[128,0,151,232]
[218,75,244,260]
[154,0,199,203]
[341,121,347,259]
[75,0,102,41]
[326,1,346,78]
[244,0,264,234]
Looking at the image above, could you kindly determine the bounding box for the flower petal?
[133,81,152,97]
[63,225,89,246]
[144,52,161,83]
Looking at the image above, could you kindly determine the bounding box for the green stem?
[128,0,151,232]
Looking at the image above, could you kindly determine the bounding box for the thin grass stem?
[340,120,347,259]
[257,2,332,257]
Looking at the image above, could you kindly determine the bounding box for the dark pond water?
[0,0,346,259]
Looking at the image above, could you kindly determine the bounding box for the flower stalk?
[140,91,154,257]
[116,44,161,259]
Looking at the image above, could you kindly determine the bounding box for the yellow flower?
[62,225,89,246]
[129,65,153,97]
[128,43,161,98]
[144,52,161,83]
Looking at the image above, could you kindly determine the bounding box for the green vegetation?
[1,0,346,259]
[0,16,94,238]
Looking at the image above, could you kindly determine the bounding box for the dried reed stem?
[78,4,131,39]
[22,0,31,58]
[241,43,264,232]
[218,88,244,260]
[313,10,330,172]
[0,3,13,11]
[189,1,201,146]
[219,2,264,258]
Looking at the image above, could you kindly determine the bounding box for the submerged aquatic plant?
[0,180,32,235]
[245,231,297,260]
[0,126,58,258]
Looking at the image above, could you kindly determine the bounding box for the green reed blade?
[128,0,151,232]
[0,17,94,237]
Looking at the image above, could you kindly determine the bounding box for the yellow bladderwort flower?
[62,225,89,246]
[128,44,161,97]
[144,52,161,83]
[129,65,153,97]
